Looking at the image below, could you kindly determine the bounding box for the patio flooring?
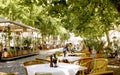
[107,58,120,75]
[0,49,120,75]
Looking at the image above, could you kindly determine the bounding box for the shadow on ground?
[107,58,120,75]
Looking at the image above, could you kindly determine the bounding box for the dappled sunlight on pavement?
[108,65,120,68]
[107,58,120,75]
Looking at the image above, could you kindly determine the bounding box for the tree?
[1,0,120,47]
[46,0,120,46]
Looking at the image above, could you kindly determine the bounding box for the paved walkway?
[107,58,120,75]
[0,48,63,75]
[0,48,120,75]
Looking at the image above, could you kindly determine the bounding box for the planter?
[96,53,103,58]
[22,50,28,55]
[2,51,11,58]
[17,51,22,56]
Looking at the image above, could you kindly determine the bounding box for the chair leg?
[76,70,85,75]
[81,70,85,75]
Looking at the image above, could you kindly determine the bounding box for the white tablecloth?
[58,56,81,63]
[26,63,87,75]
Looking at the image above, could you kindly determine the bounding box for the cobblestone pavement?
[0,49,120,75]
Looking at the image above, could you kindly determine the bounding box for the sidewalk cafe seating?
[24,62,87,75]
[89,58,108,74]
[78,57,93,74]
[23,60,46,75]
[58,56,82,64]
[44,51,63,62]
[78,58,108,74]
[0,72,18,75]
[23,60,45,66]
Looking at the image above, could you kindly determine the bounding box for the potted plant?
[93,40,105,58]
[22,38,31,49]
[103,46,113,58]
[9,48,16,57]
[84,39,95,56]
[85,39,105,58]
[22,37,32,54]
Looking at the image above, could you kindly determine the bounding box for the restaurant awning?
[0,18,39,32]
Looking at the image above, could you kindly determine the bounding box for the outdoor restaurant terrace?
[0,0,120,75]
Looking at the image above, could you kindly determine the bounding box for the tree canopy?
[0,0,120,44]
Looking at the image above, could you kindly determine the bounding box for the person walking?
[63,43,69,57]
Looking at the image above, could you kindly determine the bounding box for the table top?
[59,55,91,61]
[26,63,87,75]
[58,56,80,63]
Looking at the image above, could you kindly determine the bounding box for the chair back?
[57,51,63,56]
[79,57,93,73]
[90,58,108,74]
[23,60,45,66]
[23,60,45,75]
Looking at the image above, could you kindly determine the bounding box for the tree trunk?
[104,25,110,46]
